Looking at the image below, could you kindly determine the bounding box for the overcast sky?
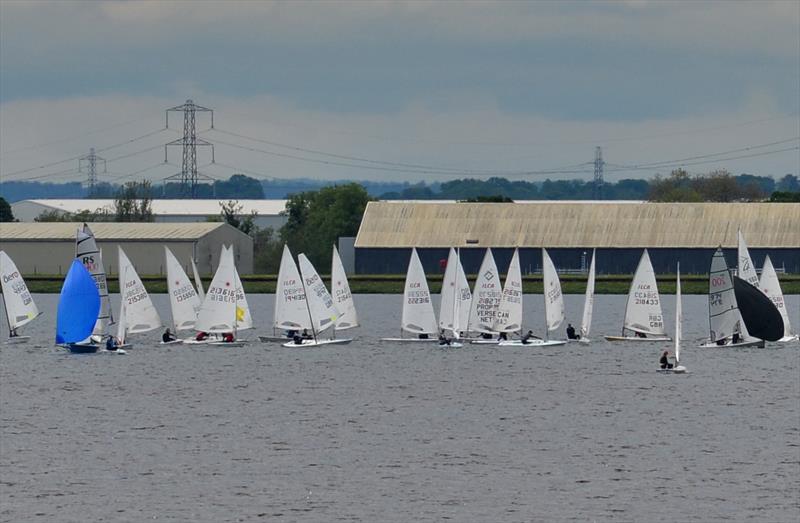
[1,0,798,187]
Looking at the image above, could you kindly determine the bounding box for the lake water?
[1,294,799,522]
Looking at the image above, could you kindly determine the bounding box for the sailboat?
[56,259,101,353]
[191,258,205,301]
[0,251,41,344]
[260,245,306,343]
[659,263,686,373]
[699,247,763,348]
[332,244,359,331]
[737,229,760,288]
[759,255,798,343]
[474,248,522,344]
[438,248,471,348]
[191,246,248,346]
[574,249,595,344]
[76,223,113,344]
[380,247,438,342]
[281,253,352,347]
[467,248,502,340]
[604,249,671,342]
[164,246,202,343]
[116,247,162,349]
[500,248,566,347]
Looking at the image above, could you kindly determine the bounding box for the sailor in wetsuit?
[566,323,578,340]
[659,350,673,369]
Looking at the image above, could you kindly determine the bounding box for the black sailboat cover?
[733,277,784,341]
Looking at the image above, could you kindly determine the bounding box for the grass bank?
[21,273,800,295]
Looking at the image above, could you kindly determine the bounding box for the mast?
[299,266,318,342]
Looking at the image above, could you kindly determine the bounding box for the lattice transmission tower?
[79,147,106,197]
[164,99,215,198]
[592,146,604,200]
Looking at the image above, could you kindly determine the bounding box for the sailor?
[418,333,429,339]
[301,329,312,339]
[660,350,674,369]
[498,332,508,341]
[222,332,234,343]
[105,336,118,351]
[286,329,298,339]
[566,323,578,340]
[162,328,177,343]
[521,330,535,345]
[9,328,18,338]
[438,331,451,346]
[196,331,209,341]
[635,331,647,338]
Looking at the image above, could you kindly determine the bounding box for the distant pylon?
[79,147,106,197]
[592,146,604,200]
[164,99,214,198]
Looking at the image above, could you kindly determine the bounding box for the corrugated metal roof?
[0,222,230,241]
[14,199,287,216]
[355,201,800,248]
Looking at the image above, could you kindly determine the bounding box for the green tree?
[218,200,257,236]
[0,197,14,221]
[114,181,154,221]
[648,169,701,202]
[213,174,266,199]
[460,195,514,202]
[34,208,111,222]
[279,183,373,268]
[769,191,800,202]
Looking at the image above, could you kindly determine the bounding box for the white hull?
[567,337,589,344]
[469,339,502,345]
[698,338,764,348]
[657,365,687,374]
[207,341,246,347]
[159,339,183,345]
[259,335,291,343]
[6,336,31,345]
[778,335,799,343]
[437,341,463,348]
[379,337,439,343]
[604,335,672,342]
[282,338,353,348]
[498,339,566,347]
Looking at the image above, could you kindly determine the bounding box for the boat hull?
[498,339,566,347]
[657,365,687,374]
[258,335,291,343]
[438,341,463,348]
[282,338,353,348]
[698,338,764,348]
[66,343,99,353]
[469,339,502,345]
[379,337,439,343]
[604,335,672,342]
[778,335,799,343]
[6,336,31,345]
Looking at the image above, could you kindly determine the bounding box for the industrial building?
[10,199,288,230]
[0,222,253,275]
[354,201,800,275]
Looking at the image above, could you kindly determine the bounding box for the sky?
[1,0,798,187]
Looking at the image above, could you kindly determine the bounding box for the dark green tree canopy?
[0,197,14,222]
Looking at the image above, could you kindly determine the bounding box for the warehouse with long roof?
[0,222,253,275]
[354,201,800,274]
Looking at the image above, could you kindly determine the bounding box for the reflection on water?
[1,294,798,522]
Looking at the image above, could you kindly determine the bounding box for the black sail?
[732,277,784,342]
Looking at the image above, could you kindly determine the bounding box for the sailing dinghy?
[56,259,101,353]
[467,248,503,344]
[437,248,471,348]
[604,249,671,342]
[76,223,114,345]
[281,253,352,347]
[0,251,41,344]
[573,248,595,344]
[332,244,359,332]
[115,247,161,350]
[500,248,566,347]
[164,246,202,344]
[759,255,798,343]
[380,248,439,342]
[261,245,306,343]
[191,246,248,347]
[658,263,686,373]
[699,247,763,348]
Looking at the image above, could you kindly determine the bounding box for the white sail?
[737,229,759,288]
[674,263,682,364]
[0,251,40,331]
[759,255,793,338]
[298,254,338,335]
[439,248,471,336]
[542,248,565,332]
[117,247,161,335]
[164,247,201,331]
[76,223,112,336]
[708,247,740,342]
[580,249,596,338]
[331,245,358,330]
[468,248,502,334]
[494,248,523,333]
[274,245,311,331]
[191,258,205,301]
[195,246,238,333]
[402,248,438,335]
[226,246,253,331]
[622,249,666,336]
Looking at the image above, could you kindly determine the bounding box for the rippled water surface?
[2,294,799,522]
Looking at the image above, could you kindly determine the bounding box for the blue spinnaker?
[56,259,101,344]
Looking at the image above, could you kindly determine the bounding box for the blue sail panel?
[56,259,101,344]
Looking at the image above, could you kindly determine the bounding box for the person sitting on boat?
[9,328,18,338]
[222,332,234,343]
[438,331,451,346]
[521,330,535,345]
[286,329,298,339]
[660,350,673,369]
[196,331,209,341]
[635,331,647,338]
[498,332,508,341]
[732,331,741,344]
[481,332,492,339]
[301,329,312,339]
[105,336,119,351]
[293,334,304,345]
[418,333,429,339]
[566,323,578,340]
[162,328,177,343]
